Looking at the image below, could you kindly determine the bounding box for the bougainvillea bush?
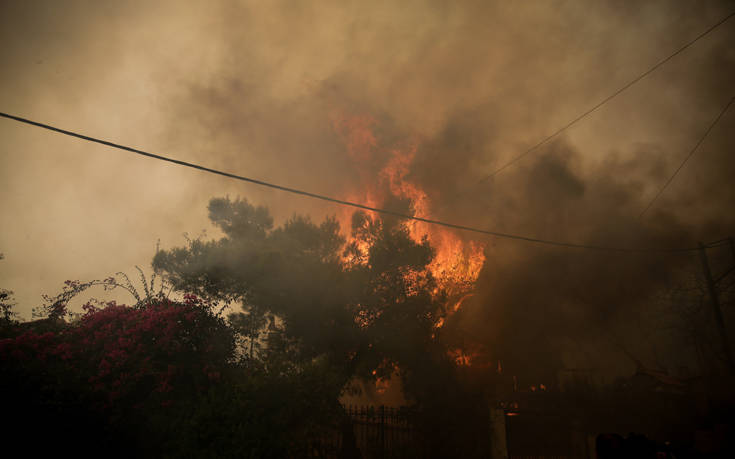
[1,295,240,455]
[4,297,232,400]
[1,294,348,458]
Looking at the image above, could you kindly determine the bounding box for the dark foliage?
[153,196,492,457]
[0,295,341,458]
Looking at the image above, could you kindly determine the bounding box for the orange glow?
[375,376,390,394]
[331,113,378,162]
[355,308,376,328]
[448,348,474,366]
[434,293,475,329]
[369,361,400,394]
[331,112,486,314]
[332,112,487,368]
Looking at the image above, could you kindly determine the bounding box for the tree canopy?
[151,197,491,457]
[153,197,447,386]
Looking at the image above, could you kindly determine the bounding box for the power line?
[478,9,735,183]
[0,111,714,253]
[639,96,734,218]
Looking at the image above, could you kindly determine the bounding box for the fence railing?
[346,405,417,458]
[306,405,420,459]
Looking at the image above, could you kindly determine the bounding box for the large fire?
[331,112,485,325]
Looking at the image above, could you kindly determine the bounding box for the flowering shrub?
[1,292,342,456]
[0,295,234,412]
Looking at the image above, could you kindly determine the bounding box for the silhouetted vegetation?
[1,197,490,457]
[153,197,490,457]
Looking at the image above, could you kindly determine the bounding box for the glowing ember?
[368,362,400,394]
[375,376,390,394]
[448,348,473,366]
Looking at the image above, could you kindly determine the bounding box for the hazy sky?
[1,0,734,376]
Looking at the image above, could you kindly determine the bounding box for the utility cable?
[479,10,735,182]
[639,96,734,218]
[0,111,716,253]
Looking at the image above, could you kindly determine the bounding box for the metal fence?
[346,405,418,458]
[306,405,420,459]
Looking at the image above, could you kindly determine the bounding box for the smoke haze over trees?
[1,1,735,456]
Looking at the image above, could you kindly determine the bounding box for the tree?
[0,253,18,329]
[0,294,234,446]
[1,290,347,457]
[153,197,445,382]
[153,197,492,458]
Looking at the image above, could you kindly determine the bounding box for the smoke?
[2,0,734,379]
[159,1,734,379]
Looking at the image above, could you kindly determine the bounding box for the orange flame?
[448,348,474,366]
[375,376,390,394]
[331,111,485,313]
[331,113,378,162]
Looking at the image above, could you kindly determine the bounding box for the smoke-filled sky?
[2,0,734,379]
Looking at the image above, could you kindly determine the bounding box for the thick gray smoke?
[2,0,734,380]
